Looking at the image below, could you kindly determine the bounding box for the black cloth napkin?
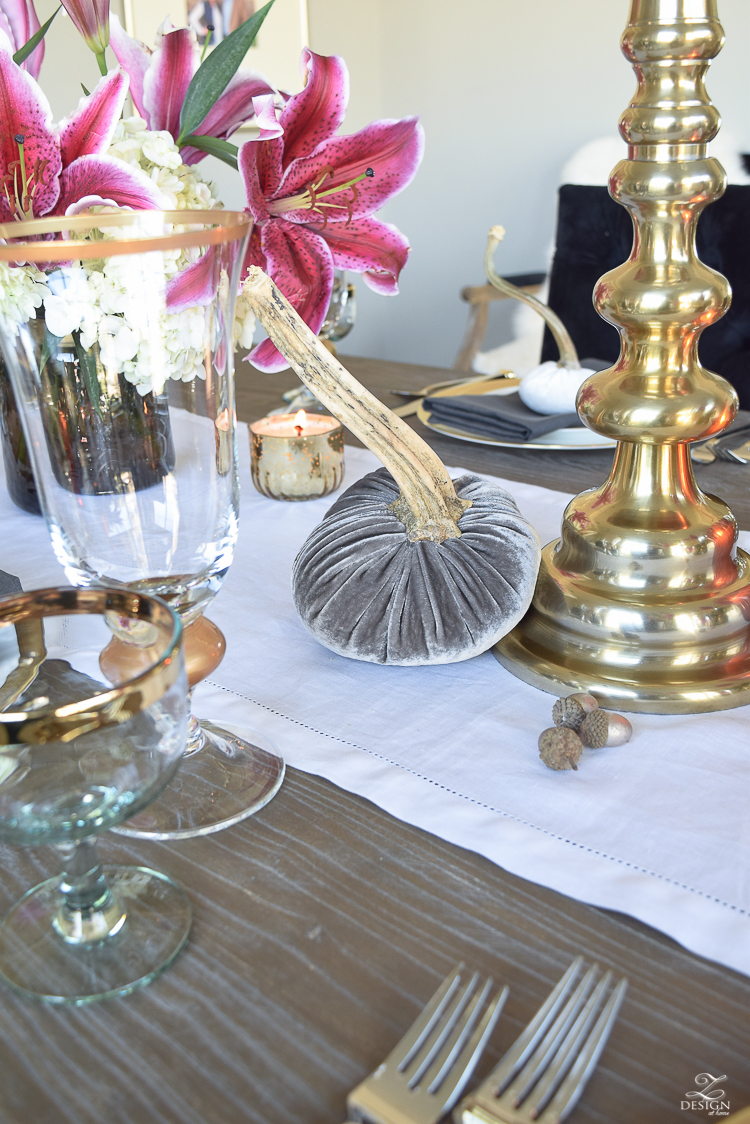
[423,391,583,443]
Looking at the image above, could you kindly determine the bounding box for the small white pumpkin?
[518,361,598,415]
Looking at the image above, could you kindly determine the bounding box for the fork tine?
[491,957,584,1095]
[524,971,612,1117]
[543,977,628,1124]
[406,972,481,1088]
[393,963,465,1072]
[509,965,600,1107]
[426,978,493,1094]
[431,982,510,1113]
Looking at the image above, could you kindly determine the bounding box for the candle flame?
[294,409,306,436]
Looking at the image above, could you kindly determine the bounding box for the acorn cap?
[538,727,582,771]
[552,692,599,731]
[580,710,632,748]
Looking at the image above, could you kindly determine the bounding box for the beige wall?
[305,0,750,368]
[34,0,750,369]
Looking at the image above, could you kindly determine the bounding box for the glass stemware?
[0,586,191,1003]
[0,210,284,839]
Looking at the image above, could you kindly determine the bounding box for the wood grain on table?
[1,356,748,1124]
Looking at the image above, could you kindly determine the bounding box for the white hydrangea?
[107,117,220,214]
[0,261,48,334]
[233,291,257,350]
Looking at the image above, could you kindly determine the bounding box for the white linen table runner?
[1,430,748,977]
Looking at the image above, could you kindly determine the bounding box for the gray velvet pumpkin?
[292,468,541,665]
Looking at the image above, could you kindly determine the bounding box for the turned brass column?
[494,0,750,713]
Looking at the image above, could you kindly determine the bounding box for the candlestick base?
[494,446,750,714]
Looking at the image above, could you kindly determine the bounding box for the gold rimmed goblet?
[0,586,191,1004]
[0,210,284,837]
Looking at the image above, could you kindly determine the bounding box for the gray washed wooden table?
[0,356,748,1124]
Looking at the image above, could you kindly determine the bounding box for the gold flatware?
[393,375,519,419]
[454,957,627,1124]
[345,963,508,1124]
[391,372,514,400]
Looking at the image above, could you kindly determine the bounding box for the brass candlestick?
[495,0,750,713]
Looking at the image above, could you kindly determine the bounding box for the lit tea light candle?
[249,409,345,501]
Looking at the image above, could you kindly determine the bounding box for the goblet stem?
[186,699,206,755]
[52,838,126,945]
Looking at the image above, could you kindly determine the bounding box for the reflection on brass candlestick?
[495,0,750,713]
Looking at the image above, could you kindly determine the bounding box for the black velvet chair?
[540,184,750,409]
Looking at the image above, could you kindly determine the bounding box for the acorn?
[552,692,599,731]
[538,727,582,771]
[579,710,632,749]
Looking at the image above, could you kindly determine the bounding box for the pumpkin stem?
[242,269,471,543]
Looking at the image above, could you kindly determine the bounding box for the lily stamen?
[8,135,34,220]
[268,167,375,217]
[201,24,214,63]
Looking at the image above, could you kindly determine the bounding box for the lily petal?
[142,21,198,139]
[239,134,285,219]
[166,246,220,311]
[56,153,168,214]
[321,216,410,295]
[109,12,150,119]
[279,48,349,170]
[276,117,424,224]
[0,0,43,77]
[247,218,334,371]
[253,93,284,140]
[180,70,275,165]
[0,37,61,220]
[57,68,129,165]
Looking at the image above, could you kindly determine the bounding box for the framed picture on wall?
[123,0,309,93]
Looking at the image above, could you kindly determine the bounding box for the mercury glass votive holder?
[250,411,345,501]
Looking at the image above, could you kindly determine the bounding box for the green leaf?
[39,324,63,377]
[72,330,102,419]
[81,82,91,96]
[13,5,61,65]
[184,134,239,169]
[177,0,276,146]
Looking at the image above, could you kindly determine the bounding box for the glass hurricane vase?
[0,210,284,839]
[0,586,191,1003]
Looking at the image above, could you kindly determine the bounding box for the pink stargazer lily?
[239,49,424,372]
[0,0,43,78]
[109,14,276,165]
[0,35,166,224]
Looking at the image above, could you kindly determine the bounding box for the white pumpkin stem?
[242,268,470,542]
[484,225,580,369]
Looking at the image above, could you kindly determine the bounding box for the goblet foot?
[0,865,191,1004]
[111,722,285,840]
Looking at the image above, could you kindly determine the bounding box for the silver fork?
[454,958,627,1124]
[345,964,509,1124]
